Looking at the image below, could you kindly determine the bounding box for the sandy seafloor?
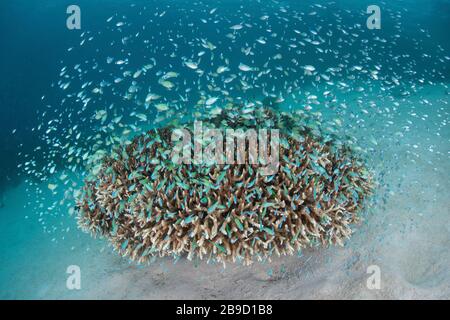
[0,84,448,300]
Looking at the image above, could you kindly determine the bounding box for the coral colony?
[76,104,374,266]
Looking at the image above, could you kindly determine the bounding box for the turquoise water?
[0,0,449,299]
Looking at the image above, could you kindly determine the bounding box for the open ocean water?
[0,0,449,299]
